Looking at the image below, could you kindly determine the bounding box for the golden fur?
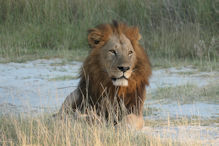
[56,21,152,129]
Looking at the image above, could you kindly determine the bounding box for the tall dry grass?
[0,114,204,146]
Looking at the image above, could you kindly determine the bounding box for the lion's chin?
[112,78,128,87]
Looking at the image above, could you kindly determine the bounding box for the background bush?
[0,0,218,59]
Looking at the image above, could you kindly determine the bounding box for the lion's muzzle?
[111,75,128,86]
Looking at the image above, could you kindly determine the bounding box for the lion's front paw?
[121,114,144,130]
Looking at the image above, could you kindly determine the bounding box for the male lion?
[56,21,151,130]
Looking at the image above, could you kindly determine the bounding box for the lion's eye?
[128,50,133,55]
[109,50,117,55]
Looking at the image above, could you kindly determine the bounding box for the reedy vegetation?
[0,112,203,146]
[0,0,218,61]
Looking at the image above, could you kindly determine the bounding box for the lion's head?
[99,33,136,86]
[86,21,148,88]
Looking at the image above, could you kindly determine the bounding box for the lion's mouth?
[111,76,128,87]
[111,75,128,81]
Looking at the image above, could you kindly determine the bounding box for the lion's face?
[100,34,136,86]
[87,22,144,87]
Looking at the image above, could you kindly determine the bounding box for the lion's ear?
[88,28,102,48]
[126,27,142,41]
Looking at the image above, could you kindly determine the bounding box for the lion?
[55,21,152,130]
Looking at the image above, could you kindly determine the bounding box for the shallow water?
[0,59,218,144]
[0,59,80,109]
[142,126,219,144]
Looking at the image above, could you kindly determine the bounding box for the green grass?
[49,75,78,81]
[0,48,88,63]
[150,56,219,71]
[149,83,219,104]
[0,0,218,62]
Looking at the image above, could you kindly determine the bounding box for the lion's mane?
[75,21,151,119]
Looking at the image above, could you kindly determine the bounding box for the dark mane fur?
[77,21,152,118]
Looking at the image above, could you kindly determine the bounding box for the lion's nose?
[117,66,130,72]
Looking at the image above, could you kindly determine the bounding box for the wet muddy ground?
[0,59,218,144]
